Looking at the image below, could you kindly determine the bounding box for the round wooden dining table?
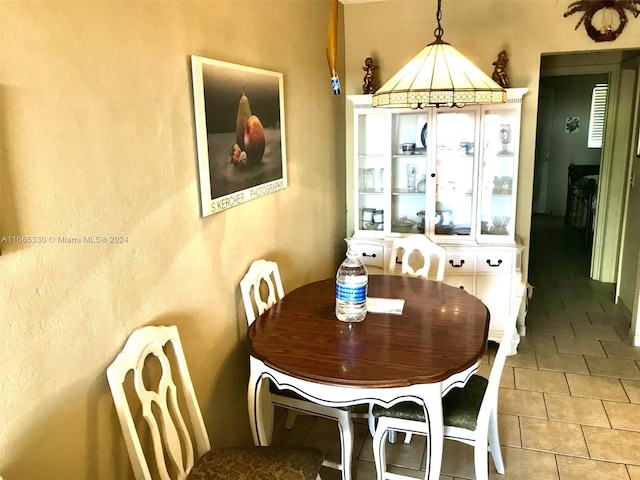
[248,274,490,480]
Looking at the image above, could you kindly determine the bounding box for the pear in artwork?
[236,87,251,150]
[232,88,266,166]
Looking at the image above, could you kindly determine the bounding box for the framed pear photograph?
[191,56,287,216]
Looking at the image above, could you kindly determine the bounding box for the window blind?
[588,84,608,148]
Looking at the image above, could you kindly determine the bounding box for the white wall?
[617,58,640,332]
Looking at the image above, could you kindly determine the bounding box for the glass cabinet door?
[348,90,526,246]
[478,107,518,241]
[433,111,477,238]
[355,113,386,233]
[390,112,429,235]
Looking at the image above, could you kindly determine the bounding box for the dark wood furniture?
[248,275,490,480]
[564,163,599,248]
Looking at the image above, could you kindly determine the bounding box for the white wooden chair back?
[389,234,446,280]
[240,259,356,477]
[240,259,285,326]
[107,325,210,480]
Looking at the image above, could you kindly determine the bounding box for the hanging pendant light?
[372,0,505,109]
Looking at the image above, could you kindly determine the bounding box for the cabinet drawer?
[352,243,384,268]
[443,275,475,292]
[476,251,513,273]
[444,252,475,274]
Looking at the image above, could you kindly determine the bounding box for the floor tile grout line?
[553,453,561,480]
[583,352,593,376]
[580,423,593,463]
[563,371,570,397]
[601,398,613,429]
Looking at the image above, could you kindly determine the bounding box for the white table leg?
[415,383,444,480]
[248,360,273,445]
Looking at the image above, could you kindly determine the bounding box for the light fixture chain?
[434,0,444,40]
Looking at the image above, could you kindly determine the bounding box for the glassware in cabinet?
[478,106,519,241]
[347,89,526,243]
[433,111,478,238]
[390,113,429,234]
[355,112,386,232]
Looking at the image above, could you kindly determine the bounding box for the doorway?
[533,72,608,264]
[532,49,640,285]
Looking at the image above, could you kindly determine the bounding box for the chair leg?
[488,409,505,474]
[385,429,411,444]
[372,419,389,480]
[473,432,490,480]
[337,409,355,480]
[473,428,496,480]
[284,409,298,430]
[368,403,376,438]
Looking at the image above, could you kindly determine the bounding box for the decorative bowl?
[399,143,416,154]
[392,218,414,233]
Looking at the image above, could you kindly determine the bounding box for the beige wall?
[0,1,344,479]
[2,1,639,478]
[343,0,640,281]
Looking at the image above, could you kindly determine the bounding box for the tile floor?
[272,215,640,479]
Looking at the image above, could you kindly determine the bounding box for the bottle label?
[336,283,366,302]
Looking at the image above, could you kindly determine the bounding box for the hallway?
[528,214,592,291]
[272,216,640,479]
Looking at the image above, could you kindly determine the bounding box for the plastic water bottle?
[335,245,368,322]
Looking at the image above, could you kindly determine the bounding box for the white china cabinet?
[347,89,528,353]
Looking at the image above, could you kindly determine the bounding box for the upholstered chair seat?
[372,375,488,431]
[186,445,324,480]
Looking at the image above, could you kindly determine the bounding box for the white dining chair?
[241,259,355,480]
[371,235,447,443]
[106,325,324,480]
[388,234,446,280]
[370,284,525,480]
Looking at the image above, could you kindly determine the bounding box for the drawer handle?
[486,259,503,267]
[449,259,465,268]
[362,252,377,258]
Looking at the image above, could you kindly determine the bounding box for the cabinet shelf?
[392,190,424,195]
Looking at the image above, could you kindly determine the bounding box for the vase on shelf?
[406,164,417,191]
[498,124,512,155]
